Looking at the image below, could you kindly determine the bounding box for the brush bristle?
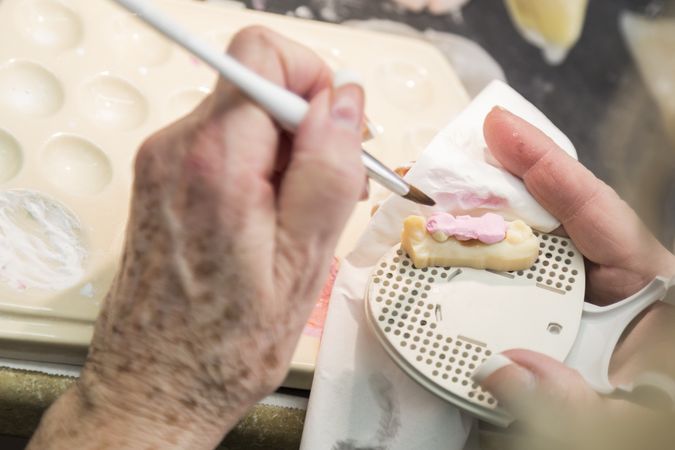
[403,185,435,206]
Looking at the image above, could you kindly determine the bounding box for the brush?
[110,0,435,206]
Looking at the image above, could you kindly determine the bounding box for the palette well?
[0,0,469,388]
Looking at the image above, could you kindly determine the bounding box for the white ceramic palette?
[366,235,675,425]
[0,0,469,387]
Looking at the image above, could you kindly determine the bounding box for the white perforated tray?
[366,232,586,425]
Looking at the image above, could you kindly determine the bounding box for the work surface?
[2,0,674,448]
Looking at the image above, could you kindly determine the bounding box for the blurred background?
[213,0,675,251]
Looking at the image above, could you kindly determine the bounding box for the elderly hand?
[29,26,365,449]
[473,107,675,448]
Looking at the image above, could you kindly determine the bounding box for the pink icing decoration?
[434,191,507,210]
[426,212,507,244]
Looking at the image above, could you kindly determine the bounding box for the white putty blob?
[0,190,86,291]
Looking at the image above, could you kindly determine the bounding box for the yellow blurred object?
[621,12,675,143]
[505,0,589,64]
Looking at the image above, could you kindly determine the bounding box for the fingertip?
[472,354,514,384]
[472,353,538,415]
[330,83,365,131]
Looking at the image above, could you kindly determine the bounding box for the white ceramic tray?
[0,0,468,388]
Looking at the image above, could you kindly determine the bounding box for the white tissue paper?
[300,80,577,449]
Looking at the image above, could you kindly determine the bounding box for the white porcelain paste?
[0,190,86,291]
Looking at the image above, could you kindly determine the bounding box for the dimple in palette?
[0,0,469,387]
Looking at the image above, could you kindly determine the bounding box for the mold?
[106,13,172,67]
[0,129,23,183]
[166,87,210,120]
[79,74,148,130]
[374,60,433,108]
[42,134,112,195]
[13,0,83,50]
[0,60,64,117]
[0,189,86,291]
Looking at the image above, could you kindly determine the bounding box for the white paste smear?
[0,190,86,291]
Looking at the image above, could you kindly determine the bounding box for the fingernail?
[331,84,363,130]
[472,354,514,384]
[491,105,507,113]
[473,354,537,411]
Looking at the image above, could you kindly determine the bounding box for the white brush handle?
[112,0,308,131]
[110,0,425,203]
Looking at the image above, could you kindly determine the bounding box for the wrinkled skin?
[28,26,365,449]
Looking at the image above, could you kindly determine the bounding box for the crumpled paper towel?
[300,80,576,449]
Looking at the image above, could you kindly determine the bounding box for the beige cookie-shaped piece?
[401,215,539,271]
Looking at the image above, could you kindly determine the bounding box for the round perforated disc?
[365,232,586,426]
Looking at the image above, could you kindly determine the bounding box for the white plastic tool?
[365,233,675,426]
[565,276,675,398]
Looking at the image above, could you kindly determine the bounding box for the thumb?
[472,349,599,431]
[473,350,674,447]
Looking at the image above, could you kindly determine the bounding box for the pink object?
[303,257,340,339]
[434,190,507,210]
[426,212,507,244]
